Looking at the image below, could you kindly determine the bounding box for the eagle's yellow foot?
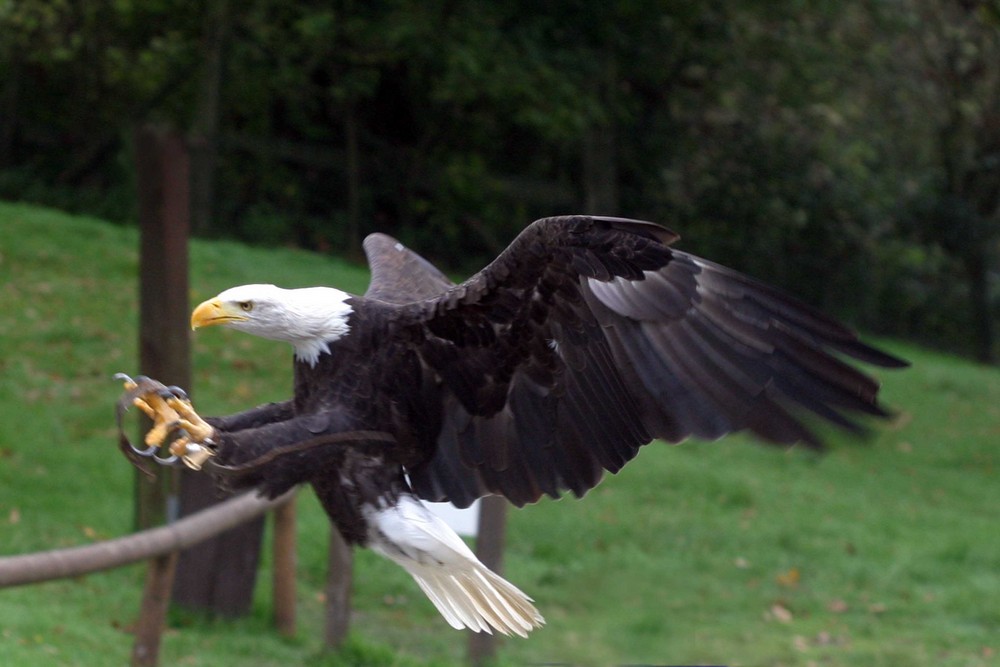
[116,374,217,471]
[131,392,183,447]
[164,395,214,443]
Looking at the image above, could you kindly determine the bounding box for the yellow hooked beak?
[190,298,248,330]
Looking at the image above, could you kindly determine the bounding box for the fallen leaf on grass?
[233,381,255,400]
[776,567,800,588]
[827,598,849,613]
[770,603,794,623]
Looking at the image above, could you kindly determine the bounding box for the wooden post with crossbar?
[131,123,191,667]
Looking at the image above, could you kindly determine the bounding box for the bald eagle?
[128,216,905,637]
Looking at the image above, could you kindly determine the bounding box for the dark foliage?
[0,0,997,358]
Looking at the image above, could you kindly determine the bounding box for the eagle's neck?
[294,337,340,368]
[272,287,355,366]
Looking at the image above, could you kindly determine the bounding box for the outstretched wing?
[364,233,455,303]
[390,216,905,508]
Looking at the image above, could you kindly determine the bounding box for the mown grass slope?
[0,201,997,666]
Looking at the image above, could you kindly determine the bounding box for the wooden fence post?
[324,528,353,649]
[130,552,179,667]
[134,124,189,531]
[272,494,298,636]
[132,124,191,667]
[136,125,267,619]
[468,495,508,667]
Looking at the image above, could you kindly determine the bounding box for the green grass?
[1,201,997,666]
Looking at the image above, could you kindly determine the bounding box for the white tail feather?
[366,496,545,637]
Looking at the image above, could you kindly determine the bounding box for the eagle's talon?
[166,385,189,401]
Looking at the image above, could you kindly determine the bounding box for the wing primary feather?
[508,381,562,501]
[599,317,700,441]
[830,337,910,368]
[561,338,646,469]
[693,295,888,416]
[647,323,748,431]
[639,322,736,439]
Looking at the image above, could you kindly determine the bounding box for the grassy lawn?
[0,201,997,666]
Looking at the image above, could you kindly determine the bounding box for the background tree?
[888,0,1000,362]
[1,0,998,360]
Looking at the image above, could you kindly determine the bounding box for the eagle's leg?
[162,435,215,470]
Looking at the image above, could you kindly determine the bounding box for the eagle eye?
[239,301,254,312]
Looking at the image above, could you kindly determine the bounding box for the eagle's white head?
[191,284,353,366]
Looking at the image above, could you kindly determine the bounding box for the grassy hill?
[0,201,997,666]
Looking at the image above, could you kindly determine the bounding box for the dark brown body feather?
[208,215,905,542]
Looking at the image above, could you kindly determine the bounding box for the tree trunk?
[965,250,996,364]
[345,103,362,255]
[171,475,265,616]
[189,0,229,235]
[0,50,21,168]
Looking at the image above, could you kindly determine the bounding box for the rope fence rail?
[0,489,293,587]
